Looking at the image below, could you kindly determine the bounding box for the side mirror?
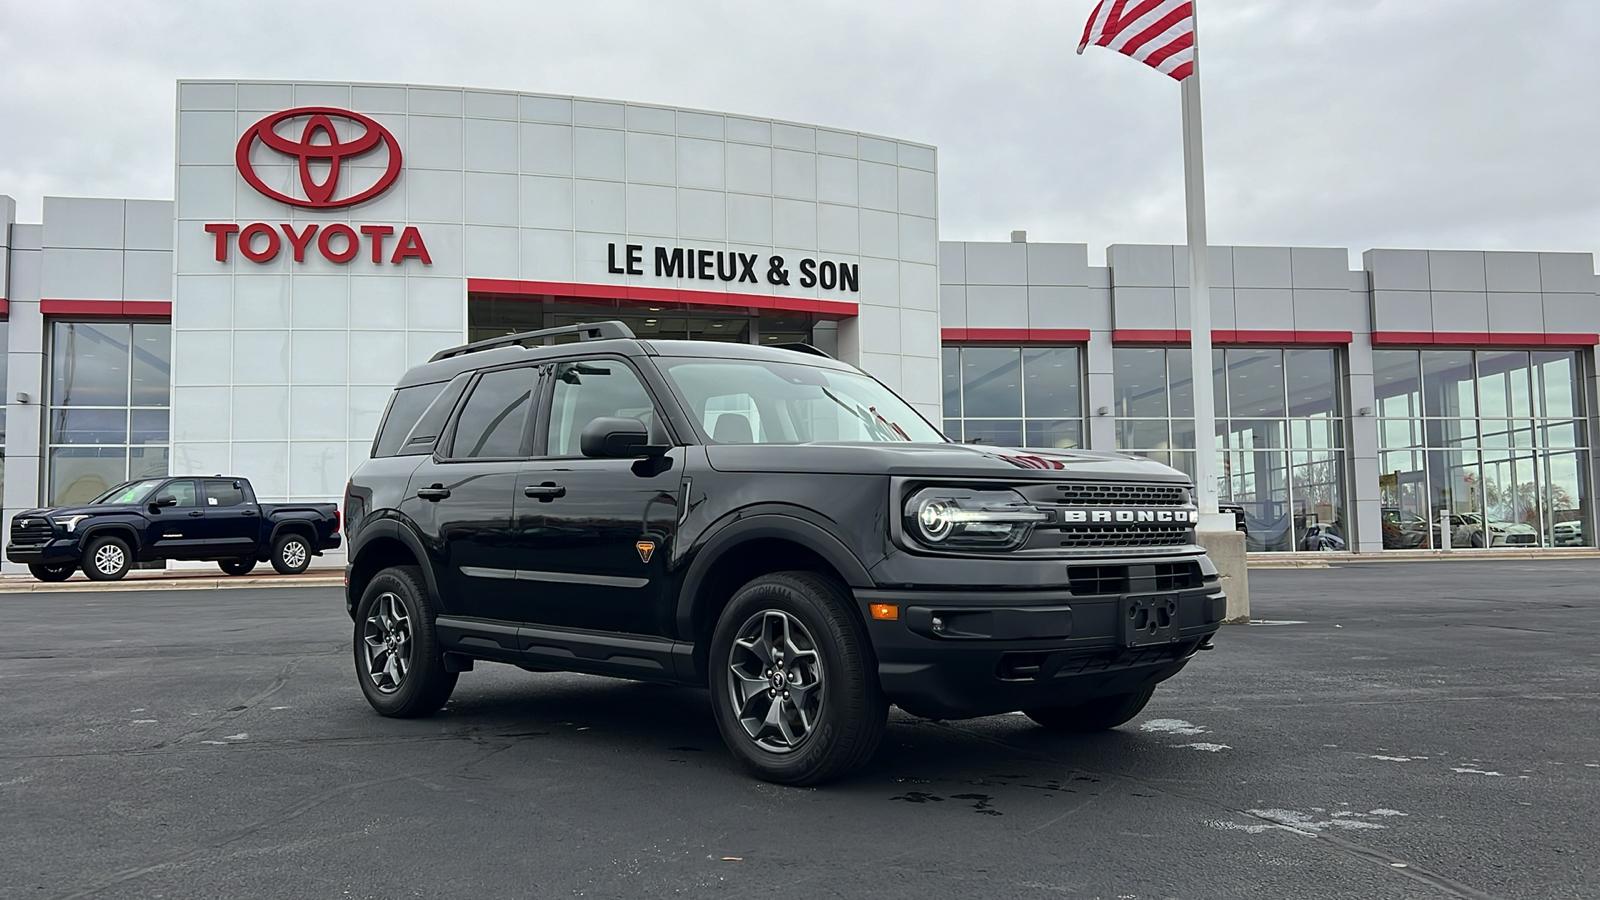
[580,416,666,459]
[151,495,179,510]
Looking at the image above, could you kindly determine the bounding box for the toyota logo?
[234,107,402,209]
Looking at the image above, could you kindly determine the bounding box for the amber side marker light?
[869,604,899,621]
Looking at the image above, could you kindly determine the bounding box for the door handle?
[416,485,452,501]
[242,509,257,517]
[524,483,566,501]
[188,510,205,517]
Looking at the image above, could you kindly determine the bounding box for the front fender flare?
[674,509,875,639]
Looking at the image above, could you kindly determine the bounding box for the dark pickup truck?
[7,476,341,582]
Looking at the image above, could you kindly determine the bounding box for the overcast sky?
[2,0,1594,264]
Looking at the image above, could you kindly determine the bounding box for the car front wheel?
[270,533,311,575]
[708,571,887,786]
[1024,687,1155,733]
[83,535,133,581]
[354,565,457,718]
[28,563,75,582]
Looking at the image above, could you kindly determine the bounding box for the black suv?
[343,322,1225,784]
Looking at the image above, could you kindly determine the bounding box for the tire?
[708,571,888,786]
[28,563,75,582]
[270,532,312,575]
[1470,532,1485,549]
[219,558,257,576]
[1024,686,1155,733]
[82,535,133,581]
[353,565,458,718]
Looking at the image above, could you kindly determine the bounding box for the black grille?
[995,642,1194,682]
[1059,524,1192,549]
[1068,561,1204,595]
[10,518,54,545]
[1055,482,1187,506]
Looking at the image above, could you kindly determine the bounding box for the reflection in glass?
[130,324,172,407]
[1286,349,1338,417]
[1114,348,1169,417]
[53,323,132,407]
[1477,350,1531,418]
[1022,347,1081,418]
[1532,351,1579,418]
[1225,348,1287,418]
[962,420,1022,447]
[1421,350,1475,417]
[1116,419,1170,450]
[50,409,129,445]
[48,321,172,504]
[1166,348,1225,419]
[1025,419,1082,449]
[942,347,961,417]
[50,447,129,506]
[1373,350,1421,418]
[960,348,1022,418]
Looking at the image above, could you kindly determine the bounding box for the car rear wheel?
[219,558,257,576]
[709,571,887,786]
[83,535,133,581]
[1024,686,1155,733]
[354,565,457,718]
[270,533,311,575]
[28,563,75,582]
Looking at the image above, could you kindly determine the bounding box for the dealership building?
[1,79,1596,568]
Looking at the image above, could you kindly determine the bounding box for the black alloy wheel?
[270,533,311,575]
[1023,686,1156,733]
[219,558,257,576]
[708,571,887,786]
[28,563,75,582]
[82,535,133,581]
[353,565,457,717]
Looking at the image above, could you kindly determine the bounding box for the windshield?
[657,357,945,444]
[90,479,165,505]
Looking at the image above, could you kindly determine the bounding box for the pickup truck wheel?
[28,563,75,582]
[219,559,257,576]
[709,571,887,786]
[354,565,457,718]
[83,535,133,581]
[270,533,311,575]
[1023,686,1156,733]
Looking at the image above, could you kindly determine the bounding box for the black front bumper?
[6,539,81,565]
[857,576,1224,720]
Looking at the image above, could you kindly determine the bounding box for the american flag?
[1077,0,1196,81]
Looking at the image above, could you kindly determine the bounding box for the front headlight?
[54,515,90,533]
[904,488,1049,550]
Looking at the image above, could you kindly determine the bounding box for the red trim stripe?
[942,328,1091,344]
[467,279,858,320]
[1112,329,1355,345]
[0,299,9,316]
[1372,331,1599,348]
[41,300,172,318]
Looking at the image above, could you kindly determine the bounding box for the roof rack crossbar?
[429,320,636,362]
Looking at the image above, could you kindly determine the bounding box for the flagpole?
[1181,3,1221,520]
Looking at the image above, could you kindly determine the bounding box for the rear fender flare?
[347,517,442,615]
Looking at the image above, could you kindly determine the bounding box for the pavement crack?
[152,655,309,749]
[51,740,520,900]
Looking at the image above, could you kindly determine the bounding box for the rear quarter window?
[372,382,449,458]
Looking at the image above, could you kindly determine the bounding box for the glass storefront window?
[47,322,172,505]
[943,345,1084,448]
[1375,347,1590,549]
[467,297,821,349]
[1113,346,1347,552]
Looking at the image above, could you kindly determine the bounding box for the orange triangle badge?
[636,540,656,563]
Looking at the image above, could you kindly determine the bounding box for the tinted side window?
[398,374,471,457]
[372,382,449,458]
[158,480,199,508]
[202,479,247,507]
[449,367,537,459]
[546,360,657,457]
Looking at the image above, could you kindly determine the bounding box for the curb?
[0,573,344,593]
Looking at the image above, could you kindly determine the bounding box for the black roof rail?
[772,342,833,359]
[429,321,636,362]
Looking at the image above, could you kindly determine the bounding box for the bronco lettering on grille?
[1059,509,1198,524]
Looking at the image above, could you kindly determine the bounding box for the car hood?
[13,503,134,520]
[704,442,1190,482]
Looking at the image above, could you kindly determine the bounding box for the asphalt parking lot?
[2,560,1597,900]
